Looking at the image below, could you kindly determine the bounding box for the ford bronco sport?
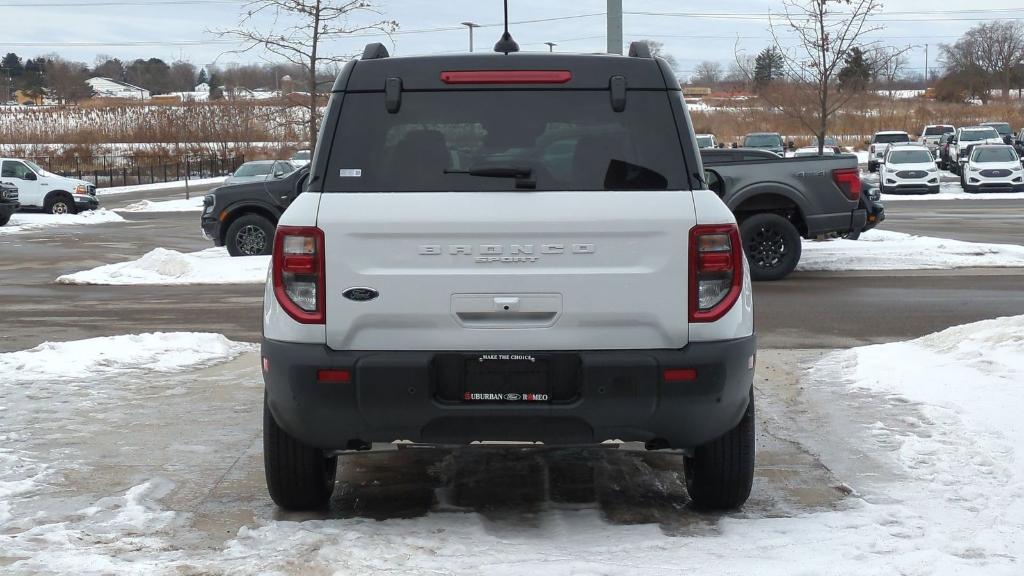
[261,41,757,512]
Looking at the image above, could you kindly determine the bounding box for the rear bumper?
[262,334,757,450]
[806,209,867,237]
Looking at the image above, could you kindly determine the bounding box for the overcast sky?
[5,0,1021,79]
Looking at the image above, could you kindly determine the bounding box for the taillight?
[689,225,744,323]
[440,70,572,84]
[272,226,325,324]
[832,168,861,202]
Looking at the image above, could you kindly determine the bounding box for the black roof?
[334,49,678,92]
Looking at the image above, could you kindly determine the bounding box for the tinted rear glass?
[324,91,687,192]
[743,134,782,147]
[924,126,953,136]
[984,123,1011,135]
[973,147,1017,162]
[875,133,910,144]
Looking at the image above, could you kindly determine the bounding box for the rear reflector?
[663,368,698,382]
[317,369,351,384]
[440,70,572,84]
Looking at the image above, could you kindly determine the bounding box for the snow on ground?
[116,197,204,213]
[0,209,124,235]
[799,229,1024,271]
[0,332,254,382]
[56,247,268,285]
[97,177,224,196]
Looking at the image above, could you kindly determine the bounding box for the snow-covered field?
[0,209,124,235]
[98,177,224,196]
[116,197,205,213]
[56,247,268,285]
[799,229,1024,271]
[2,318,1022,573]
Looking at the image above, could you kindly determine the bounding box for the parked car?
[0,158,98,214]
[949,126,1004,175]
[290,150,312,166]
[959,145,1024,193]
[224,160,297,186]
[867,131,911,172]
[695,134,717,149]
[701,147,867,281]
[878,144,940,194]
[809,136,842,154]
[261,42,757,512]
[938,132,956,170]
[202,166,310,256]
[1013,128,1024,158]
[918,124,955,156]
[980,122,1013,145]
[742,132,785,156]
[0,181,19,226]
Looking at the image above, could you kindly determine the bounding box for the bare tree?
[691,61,722,86]
[44,56,93,105]
[169,61,198,92]
[217,1,397,152]
[967,21,1024,99]
[744,0,903,154]
[635,39,679,72]
[940,34,993,104]
[870,46,908,98]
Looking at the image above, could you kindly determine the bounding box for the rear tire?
[45,194,77,215]
[264,396,337,510]
[684,390,755,511]
[225,214,275,257]
[740,213,802,282]
[0,213,9,226]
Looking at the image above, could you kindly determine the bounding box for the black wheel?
[264,396,337,510]
[225,214,275,257]
[739,213,802,282]
[0,213,9,226]
[45,194,77,215]
[684,390,755,511]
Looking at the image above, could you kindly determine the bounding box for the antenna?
[493,0,520,54]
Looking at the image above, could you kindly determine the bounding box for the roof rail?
[362,43,390,60]
[628,41,652,58]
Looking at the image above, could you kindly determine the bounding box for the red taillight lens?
[272,226,325,324]
[689,224,743,323]
[440,70,572,84]
[832,167,861,202]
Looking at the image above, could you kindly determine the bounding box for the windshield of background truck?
[984,123,1011,136]
[889,149,933,164]
[323,90,688,192]
[234,163,273,177]
[743,134,782,147]
[874,133,910,144]
[961,129,999,142]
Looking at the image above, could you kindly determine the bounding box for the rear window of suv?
[874,133,910,144]
[924,126,954,136]
[323,91,688,192]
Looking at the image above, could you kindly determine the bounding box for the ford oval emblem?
[342,287,379,302]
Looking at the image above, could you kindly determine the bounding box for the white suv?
[918,124,954,156]
[960,145,1024,193]
[950,126,1004,174]
[879,144,940,194]
[867,131,911,172]
[0,158,98,214]
[261,43,757,512]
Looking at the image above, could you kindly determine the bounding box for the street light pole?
[544,42,557,52]
[461,21,480,52]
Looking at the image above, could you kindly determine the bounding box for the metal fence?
[28,154,246,188]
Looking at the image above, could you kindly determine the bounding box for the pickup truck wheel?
[0,213,9,226]
[226,214,275,257]
[740,213,802,281]
[264,396,338,510]
[684,390,755,511]
[45,194,77,215]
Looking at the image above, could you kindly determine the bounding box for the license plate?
[463,354,550,402]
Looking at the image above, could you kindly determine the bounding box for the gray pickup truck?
[701,148,868,281]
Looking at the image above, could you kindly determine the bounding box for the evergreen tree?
[208,72,223,99]
[2,53,23,77]
[837,47,872,92]
[197,67,209,87]
[753,47,785,89]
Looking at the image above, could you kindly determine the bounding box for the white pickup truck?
[0,158,98,214]
[259,42,757,512]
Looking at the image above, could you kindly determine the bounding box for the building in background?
[86,77,150,100]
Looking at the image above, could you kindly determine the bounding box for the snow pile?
[56,247,269,285]
[799,229,1024,271]
[116,197,204,213]
[0,332,255,382]
[0,209,124,235]
[97,177,225,196]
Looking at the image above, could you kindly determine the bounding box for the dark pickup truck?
[701,148,873,280]
[0,181,19,226]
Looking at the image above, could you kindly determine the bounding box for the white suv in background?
[695,134,718,149]
[0,158,99,214]
[867,131,911,172]
[960,145,1024,194]
[918,124,954,157]
[950,126,1004,174]
[879,144,940,195]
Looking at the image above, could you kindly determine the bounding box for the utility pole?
[544,42,557,53]
[607,0,623,54]
[461,21,480,52]
[925,44,929,86]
